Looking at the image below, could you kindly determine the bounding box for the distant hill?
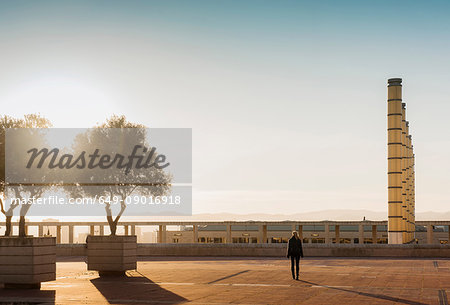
[125,210,450,221]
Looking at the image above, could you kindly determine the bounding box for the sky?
[1,0,450,215]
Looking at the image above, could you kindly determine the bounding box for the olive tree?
[0,114,52,236]
[68,115,171,235]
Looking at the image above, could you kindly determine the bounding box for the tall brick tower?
[387,78,415,244]
[387,78,404,244]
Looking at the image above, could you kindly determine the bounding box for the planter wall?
[0,237,56,288]
[87,235,137,275]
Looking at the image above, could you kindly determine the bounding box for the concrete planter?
[0,237,56,289]
[87,235,137,276]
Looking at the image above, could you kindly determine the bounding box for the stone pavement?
[0,257,449,304]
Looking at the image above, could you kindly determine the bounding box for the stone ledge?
[88,263,136,271]
[0,245,56,256]
[0,237,55,246]
[86,235,137,243]
[57,243,450,257]
[87,249,136,257]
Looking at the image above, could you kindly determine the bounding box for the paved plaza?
[0,257,449,305]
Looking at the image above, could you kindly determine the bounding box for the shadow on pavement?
[137,256,286,262]
[298,279,427,305]
[90,273,187,304]
[0,287,55,304]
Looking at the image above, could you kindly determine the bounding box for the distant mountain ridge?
[51,210,450,222]
[178,210,450,221]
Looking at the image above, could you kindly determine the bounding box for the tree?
[68,115,172,235]
[0,114,52,236]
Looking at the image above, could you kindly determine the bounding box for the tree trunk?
[107,216,117,235]
[19,216,26,237]
[4,216,12,236]
[105,199,126,236]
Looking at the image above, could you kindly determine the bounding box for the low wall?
[56,243,450,258]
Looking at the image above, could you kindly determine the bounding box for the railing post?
[226,224,232,243]
[372,225,377,244]
[124,225,129,236]
[131,225,136,236]
[99,225,104,236]
[56,225,62,244]
[335,225,340,243]
[258,224,267,243]
[158,225,166,243]
[90,225,95,236]
[38,224,43,237]
[69,225,74,244]
[264,224,267,243]
[298,225,303,240]
[193,224,198,243]
[325,223,330,244]
[427,225,433,244]
[359,224,364,244]
[158,225,162,243]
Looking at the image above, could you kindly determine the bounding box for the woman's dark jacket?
[287,236,304,258]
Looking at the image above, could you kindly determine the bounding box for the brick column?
[412,152,416,241]
[408,137,415,243]
[401,103,408,243]
[405,131,411,243]
[387,78,403,244]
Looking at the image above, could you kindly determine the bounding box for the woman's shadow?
[297,279,427,305]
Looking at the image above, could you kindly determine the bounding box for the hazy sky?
[1,1,450,214]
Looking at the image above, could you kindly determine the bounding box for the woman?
[287,231,304,280]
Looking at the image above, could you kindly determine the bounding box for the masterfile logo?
[4,128,192,216]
